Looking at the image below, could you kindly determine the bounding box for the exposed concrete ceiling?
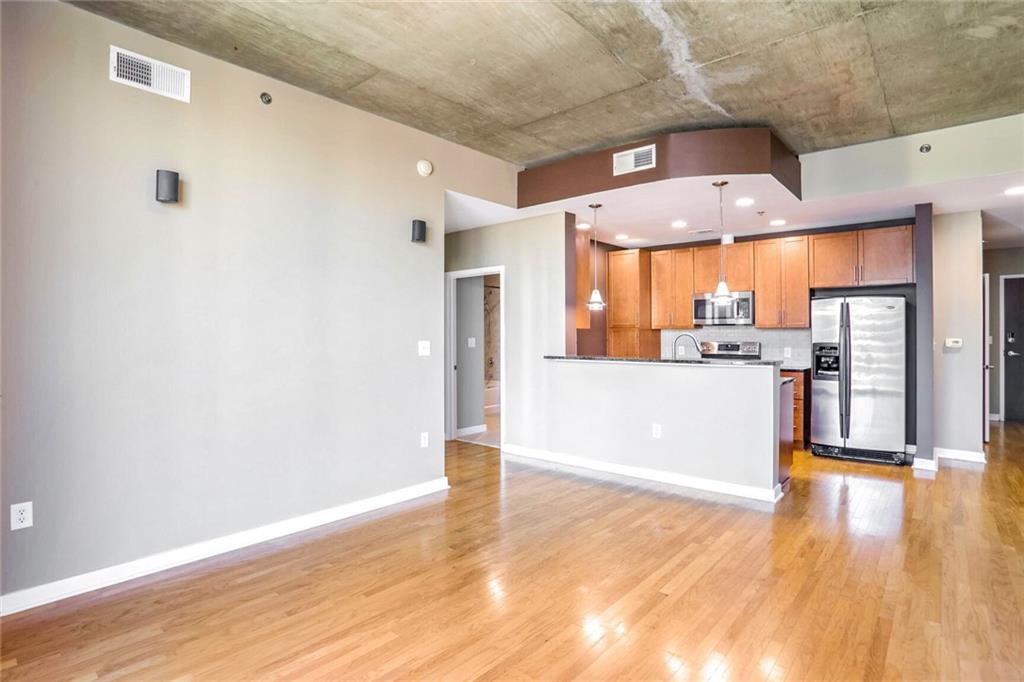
[73,1,1024,167]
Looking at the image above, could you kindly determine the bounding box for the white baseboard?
[988,413,1002,421]
[0,477,449,617]
[502,443,779,503]
[455,424,487,437]
[935,447,986,464]
[911,456,938,472]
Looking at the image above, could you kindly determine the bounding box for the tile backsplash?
[660,326,812,367]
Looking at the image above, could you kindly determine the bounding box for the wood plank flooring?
[2,424,1022,680]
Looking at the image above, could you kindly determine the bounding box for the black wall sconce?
[411,219,427,243]
[156,169,180,203]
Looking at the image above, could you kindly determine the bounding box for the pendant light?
[586,203,606,311]
[711,181,735,304]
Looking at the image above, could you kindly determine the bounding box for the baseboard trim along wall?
[455,424,487,437]
[502,444,780,503]
[0,477,450,616]
[935,447,987,464]
[988,413,1002,421]
[911,456,938,472]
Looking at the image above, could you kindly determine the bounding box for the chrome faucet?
[672,333,703,361]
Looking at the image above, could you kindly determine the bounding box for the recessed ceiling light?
[735,197,755,207]
[576,222,591,230]
[1005,186,1024,196]
[615,234,629,241]
[769,219,786,227]
[671,220,687,228]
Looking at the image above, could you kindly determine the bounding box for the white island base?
[503,357,787,503]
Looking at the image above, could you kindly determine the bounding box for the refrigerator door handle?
[837,301,850,440]
[842,301,853,440]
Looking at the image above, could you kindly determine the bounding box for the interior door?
[1005,278,1024,422]
[811,297,843,447]
[846,297,906,453]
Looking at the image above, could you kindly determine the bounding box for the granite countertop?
[544,355,783,367]
[780,364,811,372]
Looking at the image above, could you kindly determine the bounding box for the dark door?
[1006,278,1024,422]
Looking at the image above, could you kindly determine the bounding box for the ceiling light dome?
[735,197,755,207]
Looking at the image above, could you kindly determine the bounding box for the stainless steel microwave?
[693,291,754,326]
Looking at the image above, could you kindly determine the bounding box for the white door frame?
[984,273,990,442]
[445,266,506,447]
[999,273,1024,421]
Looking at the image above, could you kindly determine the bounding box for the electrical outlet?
[11,502,32,530]
[420,432,429,448]
[467,337,476,348]
[677,345,687,357]
[652,423,662,439]
[418,340,431,356]
[784,347,792,358]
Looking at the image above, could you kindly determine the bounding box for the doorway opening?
[445,266,505,448]
[1000,274,1024,423]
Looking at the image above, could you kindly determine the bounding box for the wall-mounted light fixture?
[411,219,427,243]
[155,169,179,203]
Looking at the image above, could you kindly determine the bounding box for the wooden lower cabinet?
[608,328,660,359]
[782,369,810,448]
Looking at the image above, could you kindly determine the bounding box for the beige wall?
[984,247,1024,416]
[1,1,516,595]
[445,214,567,446]
[932,211,985,455]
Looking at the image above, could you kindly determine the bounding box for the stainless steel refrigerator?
[810,296,907,464]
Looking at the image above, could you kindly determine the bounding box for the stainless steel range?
[700,341,761,360]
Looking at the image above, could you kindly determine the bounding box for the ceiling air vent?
[612,143,656,176]
[109,45,190,103]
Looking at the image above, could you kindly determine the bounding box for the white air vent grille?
[612,143,656,176]
[109,46,190,103]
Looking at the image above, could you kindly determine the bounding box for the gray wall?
[445,214,567,446]
[1,2,516,594]
[983,247,1024,416]
[456,277,484,429]
[932,211,985,454]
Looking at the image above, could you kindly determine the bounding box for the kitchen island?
[501,356,790,503]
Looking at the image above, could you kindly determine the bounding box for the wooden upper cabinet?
[650,250,674,329]
[693,242,754,294]
[754,239,783,328]
[780,236,810,327]
[809,232,858,288]
[650,248,694,329]
[810,226,914,288]
[859,225,914,285]
[755,236,809,328]
[607,249,651,329]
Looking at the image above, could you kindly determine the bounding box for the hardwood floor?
[2,425,1022,680]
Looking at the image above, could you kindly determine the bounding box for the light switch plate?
[652,423,662,439]
[944,338,963,349]
[11,502,32,530]
[420,432,429,448]
[418,340,431,356]
[467,337,476,348]
[784,347,792,358]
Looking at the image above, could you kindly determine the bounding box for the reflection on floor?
[2,425,1021,680]
[458,407,499,447]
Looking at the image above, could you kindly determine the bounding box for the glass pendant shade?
[711,279,733,303]
[587,288,606,310]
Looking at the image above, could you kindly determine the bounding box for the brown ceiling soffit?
[517,127,801,208]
